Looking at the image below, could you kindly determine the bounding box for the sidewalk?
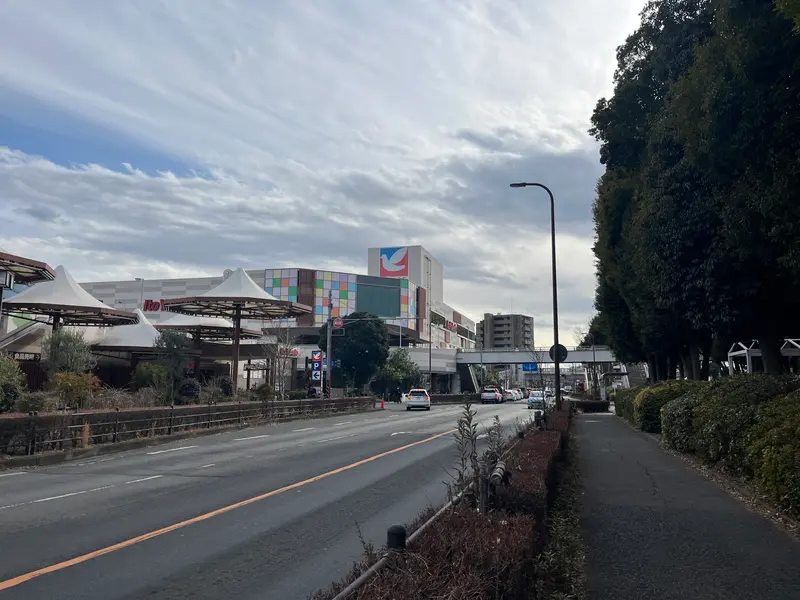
[576,413,800,600]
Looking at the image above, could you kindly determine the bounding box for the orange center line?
[0,428,456,591]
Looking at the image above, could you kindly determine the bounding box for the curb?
[0,406,383,470]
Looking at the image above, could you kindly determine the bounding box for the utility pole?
[325,291,333,398]
[427,267,433,392]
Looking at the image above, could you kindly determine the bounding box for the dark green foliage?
[633,380,706,433]
[691,374,800,472]
[660,391,703,453]
[319,312,390,388]
[178,378,201,402]
[217,376,234,397]
[613,387,642,424]
[589,0,800,374]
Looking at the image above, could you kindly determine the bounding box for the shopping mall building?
[80,245,475,348]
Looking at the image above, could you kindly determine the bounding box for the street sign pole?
[325,291,333,397]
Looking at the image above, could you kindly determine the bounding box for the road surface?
[0,400,528,599]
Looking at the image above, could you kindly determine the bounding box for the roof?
[2,265,138,327]
[155,312,262,340]
[163,268,312,319]
[93,309,160,351]
[0,249,56,284]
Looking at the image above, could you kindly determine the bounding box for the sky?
[0,0,645,346]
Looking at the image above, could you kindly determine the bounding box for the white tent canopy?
[201,268,279,301]
[157,312,236,330]
[94,309,160,350]
[5,265,110,309]
[2,265,137,327]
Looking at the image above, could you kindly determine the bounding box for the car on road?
[406,389,431,411]
[527,392,546,420]
[503,389,517,402]
[480,387,503,404]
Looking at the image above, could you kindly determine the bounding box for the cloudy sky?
[0,0,644,345]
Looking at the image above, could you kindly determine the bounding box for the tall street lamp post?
[510,181,562,411]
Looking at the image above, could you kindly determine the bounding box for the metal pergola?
[727,339,800,374]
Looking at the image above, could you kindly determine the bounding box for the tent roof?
[2,265,138,326]
[155,312,262,340]
[93,309,160,351]
[0,249,56,284]
[163,268,312,319]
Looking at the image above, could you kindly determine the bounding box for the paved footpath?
[576,412,800,600]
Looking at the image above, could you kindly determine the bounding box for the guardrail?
[0,397,377,457]
[458,345,613,354]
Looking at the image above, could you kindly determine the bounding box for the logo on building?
[379,247,409,277]
[143,299,166,311]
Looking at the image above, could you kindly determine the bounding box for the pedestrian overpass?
[455,346,616,365]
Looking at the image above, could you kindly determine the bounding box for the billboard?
[379,247,409,277]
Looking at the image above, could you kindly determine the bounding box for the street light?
[510,181,562,411]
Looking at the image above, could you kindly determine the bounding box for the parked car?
[406,389,431,411]
[480,387,503,404]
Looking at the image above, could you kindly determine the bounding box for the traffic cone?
[381,399,385,409]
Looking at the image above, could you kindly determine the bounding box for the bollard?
[387,524,407,551]
[81,421,90,449]
[381,399,385,409]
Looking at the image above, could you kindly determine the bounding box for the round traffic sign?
[549,344,568,362]
[333,317,344,329]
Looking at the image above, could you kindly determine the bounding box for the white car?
[503,389,517,402]
[480,387,503,404]
[406,389,431,411]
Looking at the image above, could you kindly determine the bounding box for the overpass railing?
[458,345,613,354]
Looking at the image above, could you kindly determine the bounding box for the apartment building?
[476,313,534,349]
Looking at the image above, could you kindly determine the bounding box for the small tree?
[374,349,423,400]
[153,331,191,402]
[261,322,298,400]
[0,353,26,412]
[42,329,96,375]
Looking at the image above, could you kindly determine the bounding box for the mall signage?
[445,320,457,332]
[143,299,167,311]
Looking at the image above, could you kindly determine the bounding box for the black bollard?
[387,524,407,551]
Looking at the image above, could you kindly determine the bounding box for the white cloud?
[0,0,646,345]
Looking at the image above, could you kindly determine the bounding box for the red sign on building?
[143,299,166,311]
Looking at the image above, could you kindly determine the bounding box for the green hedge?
[660,390,703,453]
[747,390,800,516]
[691,374,800,474]
[613,387,641,423]
[633,380,706,433]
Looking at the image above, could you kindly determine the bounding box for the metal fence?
[0,397,376,457]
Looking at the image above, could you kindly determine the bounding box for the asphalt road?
[0,400,529,599]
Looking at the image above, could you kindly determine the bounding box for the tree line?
[588,0,800,379]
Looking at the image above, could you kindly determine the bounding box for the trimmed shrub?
[217,376,234,397]
[48,372,102,409]
[133,362,169,391]
[633,380,706,433]
[613,386,641,423]
[691,374,800,473]
[747,390,800,516]
[660,390,703,453]
[178,378,201,402]
[287,390,307,401]
[16,391,60,413]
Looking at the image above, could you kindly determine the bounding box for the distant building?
[476,313,534,349]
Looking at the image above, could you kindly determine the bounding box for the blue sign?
[312,361,321,371]
[522,363,539,373]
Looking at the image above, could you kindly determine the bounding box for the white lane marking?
[332,421,352,427]
[316,435,347,443]
[198,464,215,469]
[125,475,163,485]
[0,472,26,478]
[234,434,270,441]
[293,427,316,432]
[391,432,409,436]
[389,415,398,418]
[246,455,254,459]
[32,484,116,504]
[99,457,116,463]
[146,445,198,455]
